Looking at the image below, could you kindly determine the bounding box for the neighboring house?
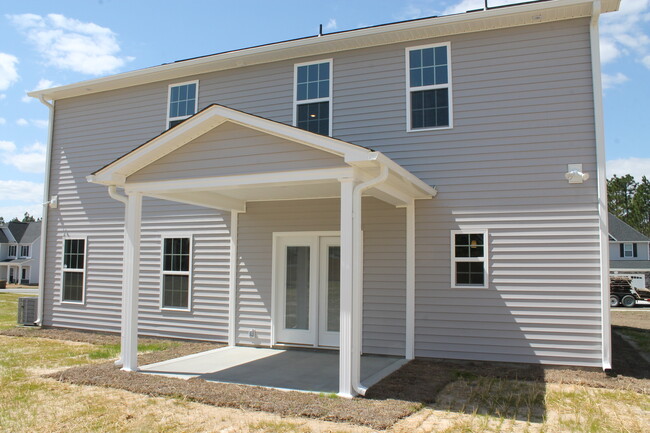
[29,0,619,397]
[0,222,41,285]
[608,213,650,288]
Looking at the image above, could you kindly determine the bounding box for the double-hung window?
[167,81,198,129]
[294,60,332,136]
[622,243,636,258]
[407,43,452,131]
[451,231,488,288]
[62,238,86,303]
[20,245,29,257]
[161,237,192,310]
[8,245,16,257]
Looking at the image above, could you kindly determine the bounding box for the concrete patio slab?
[140,346,406,393]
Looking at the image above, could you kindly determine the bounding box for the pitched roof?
[610,260,650,271]
[0,228,7,244]
[2,222,42,244]
[608,213,650,242]
[19,222,42,244]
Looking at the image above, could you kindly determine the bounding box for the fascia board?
[29,0,620,101]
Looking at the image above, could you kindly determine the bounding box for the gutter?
[350,164,389,396]
[35,96,55,326]
[589,0,612,371]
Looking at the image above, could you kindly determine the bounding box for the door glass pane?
[327,246,340,332]
[285,246,310,330]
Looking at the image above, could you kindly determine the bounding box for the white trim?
[405,42,453,132]
[122,192,142,372]
[228,211,239,346]
[7,244,17,258]
[166,80,199,129]
[293,59,333,136]
[60,236,88,305]
[338,178,355,398]
[19,245,30,258]
[405,200,415,360]
[623,242,634,258]
[450,229,489,289]
[159,233,194,312]
[590,0,611,370]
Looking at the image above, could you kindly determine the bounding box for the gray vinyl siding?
[129,122,345,183]
[237,197,406,355]
[43,17,604,366]
[609,242,650,261]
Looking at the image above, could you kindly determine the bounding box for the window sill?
[160,306,192,313]
[451,285,489,289]
[407,125,453,133]
[61,300,85,305]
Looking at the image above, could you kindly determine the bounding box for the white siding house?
[30,0,619,396]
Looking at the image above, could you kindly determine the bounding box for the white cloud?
[15,118,48,128]
[324,19,337,31]
[600,0,650,68]
[0,180,43,202]
[7,13,133,75]
[602,72,629,89]
[0,52,19,91]
[643,55,650,69]
[16,118,28,126]
[0,141,46,174]
[22,78,58,103]
[607,157,650,180]
[0,94,6,100]
[0,118,5,125]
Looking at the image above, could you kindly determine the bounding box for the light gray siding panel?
[43,17,604,366]
[129,122,345,183]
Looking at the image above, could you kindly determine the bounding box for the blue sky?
[0,0,648,220]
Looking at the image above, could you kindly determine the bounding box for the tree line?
[0,212,40,225]
[608,174,650,237]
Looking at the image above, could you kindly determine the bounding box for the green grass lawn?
[0,293,35,330]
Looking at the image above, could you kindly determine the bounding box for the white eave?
[29,0,620,101]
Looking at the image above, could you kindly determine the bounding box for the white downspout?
[107,185,128,366]
[35,96,54,326]
[590,0,611,370]
[350,163,389,396]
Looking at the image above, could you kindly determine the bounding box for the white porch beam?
[338,177,355,398]
[228,210,240,346]
[121,192,142,372]
[150,191,247,212]
[405,199,415,360]
[125,167,354,195]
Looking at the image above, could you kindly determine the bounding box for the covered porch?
[88,104,436,397]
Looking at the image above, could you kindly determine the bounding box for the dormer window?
[294,60,332,136]
[167,81,198,129]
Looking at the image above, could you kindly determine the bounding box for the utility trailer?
[610,276,650,308]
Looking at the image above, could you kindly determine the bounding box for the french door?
[274,233,340,348]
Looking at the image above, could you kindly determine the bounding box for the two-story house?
[29,0,619,397]
[0,221,41,285]
[609,213,650,288]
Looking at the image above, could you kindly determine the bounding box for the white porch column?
[121,192,142,372]
[405,199,415,360]
[228,210,240,347]
[339,178,355,398]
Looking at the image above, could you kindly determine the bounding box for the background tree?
[0,216,4,224]
[631,176,650,236]
[607,174,637,220]
[21,212,36,223]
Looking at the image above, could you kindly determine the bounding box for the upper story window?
[8,245,16,257]
[167,81,198,129]
[161,236,192,310]
[407,43,452,131]
[62,238,86,303]
[294,60,332,136]
[451,231,488,288]
[622,243,636,258]
[20,245,29,257]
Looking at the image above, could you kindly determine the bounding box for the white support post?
[339,178,355,398]
[228,210,239,347]
[121,192,142,372]
[405,200,415,360]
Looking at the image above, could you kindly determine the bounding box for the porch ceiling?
[88,104,437,211]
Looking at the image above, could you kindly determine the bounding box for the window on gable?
[407,43,452,131]
[294,61,331,136]
[167,81,198,129]
[622,243,636,258]
[62,238,85,303]
[20,245,29,257]
[8,245,16,257]
[161,237,191,309]
[452,231,488,288]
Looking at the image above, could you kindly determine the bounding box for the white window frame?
[166,80,199,129]
[61,236,87,304]
[8,244,17,258]
[160,233,193,312]
[406,42,453,132]
[451,229,489,289]
[293,59,333,136]
[623,242,634,258]
[19,245,30,258]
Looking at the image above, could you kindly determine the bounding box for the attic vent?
[17,297,38,326]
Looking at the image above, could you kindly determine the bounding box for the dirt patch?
[46,361,418,430]
[612,309,650,330]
